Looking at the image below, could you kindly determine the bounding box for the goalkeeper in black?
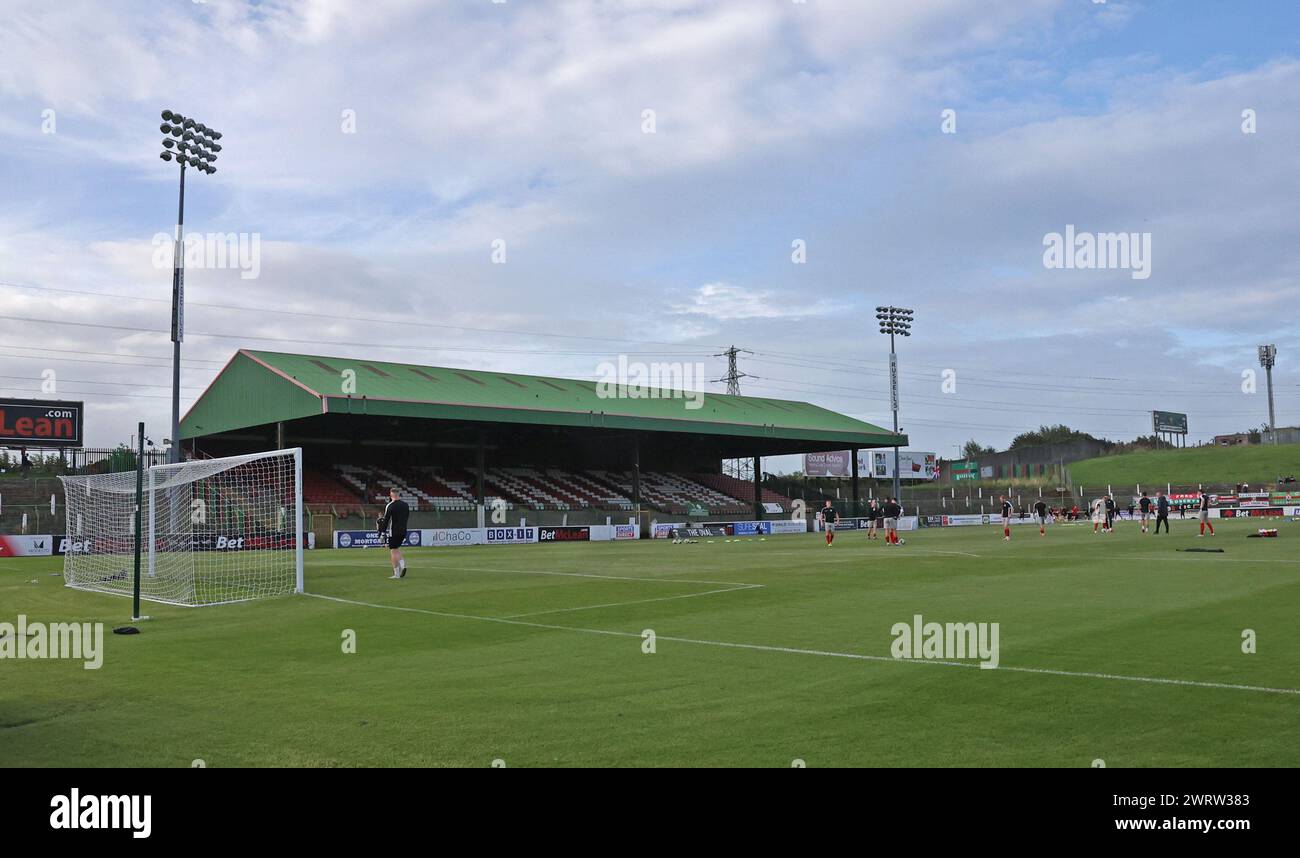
[377,488,410,579]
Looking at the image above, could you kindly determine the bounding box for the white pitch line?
[302,592,1300,697]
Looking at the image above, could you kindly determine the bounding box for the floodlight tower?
[1258,344,1277,445]
[158,110,222,463]
[876,306,913,502]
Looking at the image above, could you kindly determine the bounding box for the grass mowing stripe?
[502,583,763,619]
[303,592,1300,697]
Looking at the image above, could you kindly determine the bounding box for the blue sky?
[1,0,1297,465]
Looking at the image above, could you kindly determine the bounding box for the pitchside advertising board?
[930,514,1052,527]
[0,398,84,448]
[0,535,54,557]
[539,526,591,542]
[1220,508,1286,518]
[333,525,639,548]
[652,520,808,538]
[334,530,423,549]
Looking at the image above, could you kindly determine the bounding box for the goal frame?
[60,447,304,606]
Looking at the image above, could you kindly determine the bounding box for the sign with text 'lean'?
[0,399,84,448]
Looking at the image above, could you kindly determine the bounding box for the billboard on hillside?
[949,460,979,481]
[1152,410,1188,434]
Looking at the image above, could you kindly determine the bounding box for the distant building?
[1214,433,1253,446]
[1261,427,1300,445]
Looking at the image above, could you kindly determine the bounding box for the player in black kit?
[1138,492,1152,533]
[376,488,411,579]
[1155,491,1170,534]
[1034,499,1048,536]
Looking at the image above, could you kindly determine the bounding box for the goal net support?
[59,448,304,606]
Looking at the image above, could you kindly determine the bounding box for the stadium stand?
[179,350,905,522]
[590,470,748,515]
[410,467,477,510]
[302,469,364,516]
[695,472,795,509]
[313,465,786,515]
[336,464,426,509]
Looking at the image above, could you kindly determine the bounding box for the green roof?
[181,349,905,448]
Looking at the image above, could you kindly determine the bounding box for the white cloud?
[669,282,831,321]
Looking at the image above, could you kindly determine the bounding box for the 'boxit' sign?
[0,399,84,447]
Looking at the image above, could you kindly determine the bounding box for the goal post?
[59,448,304,607]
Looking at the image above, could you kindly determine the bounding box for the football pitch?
[2,518,1297,768]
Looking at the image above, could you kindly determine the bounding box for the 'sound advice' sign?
[0,399,84,447]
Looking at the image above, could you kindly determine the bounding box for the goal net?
[58,448,303,606]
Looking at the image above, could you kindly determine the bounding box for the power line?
[0,314,717,359]
[0,280,728,352]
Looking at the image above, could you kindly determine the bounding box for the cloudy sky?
[1,0,1297,468]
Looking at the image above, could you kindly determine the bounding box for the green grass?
[3,518,1299,767]
[1068,443,1300,489]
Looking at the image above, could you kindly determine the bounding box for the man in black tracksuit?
[376,488,411,579]
[883,497,903,545]
[1154,491,1170,534]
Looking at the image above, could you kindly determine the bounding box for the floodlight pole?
[877,306,912,503]
[158,109,222,463]
[170,162,186,464]
[889,329,900,502]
